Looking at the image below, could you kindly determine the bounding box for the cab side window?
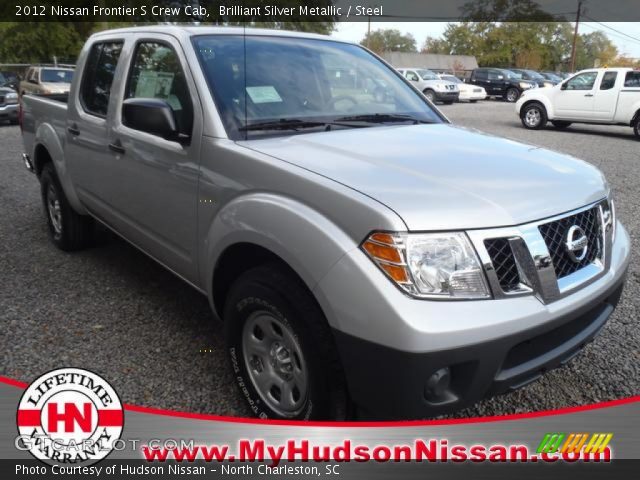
[80,41,124,117]
[625,71,640,87]
[599,71,617,90]
[405,70,419,82]
[125,41,193,136]
[565,72,597,90]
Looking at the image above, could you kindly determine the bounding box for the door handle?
[584,93,594,97]
[108,140,125,155]
[67,123,80,136]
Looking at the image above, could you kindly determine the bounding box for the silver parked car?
[20,66,74,96]
[397,67,460,103]
[21,27,630,420]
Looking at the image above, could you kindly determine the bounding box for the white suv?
[397,67,459,104]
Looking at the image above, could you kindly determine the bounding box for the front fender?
[202,192,358,306]
[34,123,86,214]
[517,92,555,119]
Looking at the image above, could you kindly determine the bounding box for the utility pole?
[367,16,371,48]
[569,0,584,73]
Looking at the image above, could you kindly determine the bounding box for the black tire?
[40,162,93,251]
[443,100,454,105]
[470,100,478,103]
[520,102,548,130]
[423,89,435,102]
[505,88,520,103]
[224,264,350,421]
[551,121,572,129]
[634,117,640,140]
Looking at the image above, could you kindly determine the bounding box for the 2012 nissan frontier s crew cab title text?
[20,27,630,420]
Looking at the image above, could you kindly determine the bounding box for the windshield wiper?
[334,113,432,124]
[239,118,328,132]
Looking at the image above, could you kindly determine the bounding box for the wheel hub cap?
[47,185,62,234]
[525,108,540,126]
[242,312,308,417]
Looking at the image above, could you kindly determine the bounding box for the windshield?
[415,69,439,80]
[193,35,442,139]
[441,75,461,83]
[524,69,545,80]
[0,73,6,84]
[503,70,521,80]
[41,69,73,83]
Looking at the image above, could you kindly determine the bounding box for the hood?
[239,124,607,231]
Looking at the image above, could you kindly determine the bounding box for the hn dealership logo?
[16,368,123,465]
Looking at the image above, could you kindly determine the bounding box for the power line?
[581,15,640,45]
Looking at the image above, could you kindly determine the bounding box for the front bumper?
[434,91,460,102]
[0,103,18,121]
[314,223,630,418]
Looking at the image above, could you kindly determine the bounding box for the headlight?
[519,82,532,89]
[362,232,490,299]
[5,92,18,103]
[543,82,554,88]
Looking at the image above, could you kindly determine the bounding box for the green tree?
[361,29,417,54]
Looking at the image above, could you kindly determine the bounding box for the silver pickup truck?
[21,26,630,420]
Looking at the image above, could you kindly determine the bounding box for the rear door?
[591,71,620,121]
[66,38,125,218]
[107,35,203,283]
[555,71,598,119]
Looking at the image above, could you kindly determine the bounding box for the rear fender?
[34,123,86,214]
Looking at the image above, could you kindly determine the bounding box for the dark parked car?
[468,67,537,102]
[539,71,564,83]
[0,71,19,91]
[510,68,557,88]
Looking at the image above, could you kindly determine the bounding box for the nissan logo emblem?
[565,225,588,263]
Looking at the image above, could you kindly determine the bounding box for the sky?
[332,22,640,58]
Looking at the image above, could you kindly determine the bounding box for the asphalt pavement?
[1,100,638,420]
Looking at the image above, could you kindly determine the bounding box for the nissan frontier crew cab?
[21,27,630,420]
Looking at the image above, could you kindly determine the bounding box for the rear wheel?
[224,264,350,420]
[40,163,94,251]
[505,88,520,103]
[520,102,547,129]
[423,89,435,102]
[470,99,478,103]
[634,117,640,140]
[443,100,454,105]
[551,121,572,129]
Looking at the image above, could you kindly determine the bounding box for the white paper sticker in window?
[135,71,175,100]
[246,86,283,104]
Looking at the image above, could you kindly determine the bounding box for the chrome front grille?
[484,238,521,292]
[468,200,612,304]
[538,207,602,279]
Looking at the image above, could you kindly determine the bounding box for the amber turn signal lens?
[362,240,403,264]
[380,263,410,284]
[369,232,396,245]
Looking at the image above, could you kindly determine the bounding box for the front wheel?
[505,88,520,103]
[634,117,640,140]
[423,89,435,102]
[470,99,478,103]
[224,264,350,420]
[40,163,94,251]
[520,102,547,129]
[551,121,572,129]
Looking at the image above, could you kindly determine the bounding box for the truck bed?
[21,93,69,168]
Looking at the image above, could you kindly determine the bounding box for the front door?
[555,71,598,119]
[107,36,203,283]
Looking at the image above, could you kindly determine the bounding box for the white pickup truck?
[516,67,640,139]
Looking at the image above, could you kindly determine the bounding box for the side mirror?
[122,98,189,143]
[28,79,38,85]
[560,82,568,90]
